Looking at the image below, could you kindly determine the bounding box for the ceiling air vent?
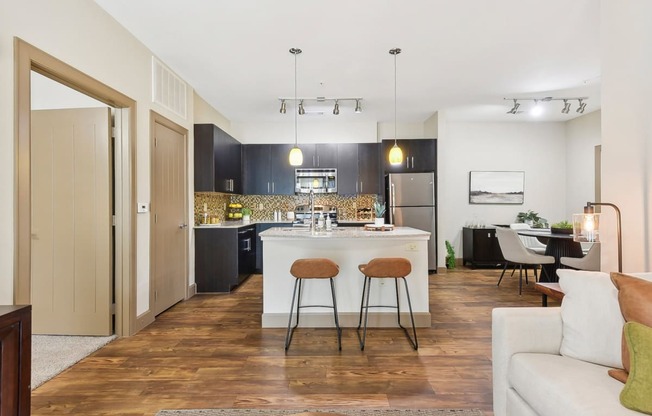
[152,56,187,119]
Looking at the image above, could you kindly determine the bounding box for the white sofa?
[492,270,652,416]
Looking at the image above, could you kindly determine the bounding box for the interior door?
[31,108,112,335]
[152,119,188,315]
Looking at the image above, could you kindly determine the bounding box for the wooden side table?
[534,282,564,307]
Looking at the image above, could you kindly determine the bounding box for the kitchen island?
[259,226,431,328]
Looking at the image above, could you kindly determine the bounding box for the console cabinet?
[463,227,505,268]
[0,305,31,416]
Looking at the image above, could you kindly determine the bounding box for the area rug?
[32,334,117,389]
[156,409,483,416]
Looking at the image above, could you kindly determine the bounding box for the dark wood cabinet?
[0,305,31,416]
[195,226,256,292]
[194,124,242,194]
[243,144,295,195]
[383,138,436,173]
[463,227,505,268]
[300,143,338,168]
[337,143,381,195]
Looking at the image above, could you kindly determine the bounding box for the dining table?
[516,229,584,282]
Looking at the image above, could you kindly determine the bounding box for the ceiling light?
[507,99,520,114]
[530,99,543,116]
[298,99,305,115]
[577,99,587,113]
[561,99,571,114]
[333,100,340,115]
[279,99,286,114]
[388,48,403,166]
[288,48,303,167]
[355,99,362,113]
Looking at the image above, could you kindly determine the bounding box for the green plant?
[551,220,572,229]
[373,201,386,218]
[241,207,252,216]
[516,209,548,228]
[445,240,456,269]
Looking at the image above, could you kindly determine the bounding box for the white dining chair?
[509,223,547,254]
[560,243,601,271]
[496,227,555,295]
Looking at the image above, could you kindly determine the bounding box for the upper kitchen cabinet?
[194,124,242,194]
[337,143,381,195]
[382,139,436,173]
[243,143,295,195]
[300,143,338,168]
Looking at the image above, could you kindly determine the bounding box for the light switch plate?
[137,202,150,213]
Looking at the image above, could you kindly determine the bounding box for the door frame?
[149,111,189,315]
[14,37,138,336]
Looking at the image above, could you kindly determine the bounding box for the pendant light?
[288,47,304,166]
[388,48,403,165]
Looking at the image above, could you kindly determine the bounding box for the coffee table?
[534,282,564,307]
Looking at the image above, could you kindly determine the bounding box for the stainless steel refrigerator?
[386,172,437,271]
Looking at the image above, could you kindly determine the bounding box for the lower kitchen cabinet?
[195,226,256,292]
[462,227,505,268]
[0,305,31,416]
[255,222,291,273]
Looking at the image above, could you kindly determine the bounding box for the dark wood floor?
[31,267,557,415]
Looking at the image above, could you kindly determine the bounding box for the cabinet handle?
[267,182,270,193]
[272,182,275,193]
[406,157,409,169]
[360,181,363,193]
[411,156,415,168]
[313,155,315,166]
[317,155,320,166]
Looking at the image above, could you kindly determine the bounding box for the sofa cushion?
[620,322,652,414]
[611,272,652,381]
[558,270,624,368]
[509,353,642,415]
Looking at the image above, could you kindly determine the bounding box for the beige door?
[151,118,188,315]
[31,108,113,335]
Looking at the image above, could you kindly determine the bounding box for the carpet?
[156,409,483,416]
[32,334,117,389]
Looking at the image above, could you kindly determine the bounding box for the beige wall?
[0,0,196,312]
[601,0,652,272]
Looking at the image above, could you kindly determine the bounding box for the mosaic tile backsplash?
[194,192,378,225]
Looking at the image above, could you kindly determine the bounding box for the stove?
[292,205,338,227]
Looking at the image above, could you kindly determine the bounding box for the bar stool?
[285,258,342,351]
[356,257,418,350]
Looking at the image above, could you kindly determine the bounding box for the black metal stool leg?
[357,275,369,330]
[356,276,372,350]
[329,278,342,351]
[400,277,418,350]
[285,278,300,351]
[395,278,402,326]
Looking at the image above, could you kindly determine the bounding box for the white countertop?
[259,226,430,240]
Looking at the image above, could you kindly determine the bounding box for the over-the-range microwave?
[295,168,337,194]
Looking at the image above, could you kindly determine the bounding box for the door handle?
[179,223,188,229]
[242,238,251,252]
[391,182,396,221]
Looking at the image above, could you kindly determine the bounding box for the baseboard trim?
[133,309,155,335]
[187,283,197,298]
[262,311,431,328]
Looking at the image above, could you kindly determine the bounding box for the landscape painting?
[469,171,524,204]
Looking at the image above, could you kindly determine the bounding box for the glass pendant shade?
[388,142,403,165]
[572,212,600,243]
[289,146,303,166]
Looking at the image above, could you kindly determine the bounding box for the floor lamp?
[572,202,622,272]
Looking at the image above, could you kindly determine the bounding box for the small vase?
[374,218,385,227]
[242,215,251,224]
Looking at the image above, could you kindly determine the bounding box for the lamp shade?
[572,212,600,243]
[388,143,403,165]
[289,146,303,166]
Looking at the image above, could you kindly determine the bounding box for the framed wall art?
[469,171,524,204]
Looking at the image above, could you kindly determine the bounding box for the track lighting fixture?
[277,97,363,115]
[504,97,588,115]
[561,99,571,114]
[507,99,520,114]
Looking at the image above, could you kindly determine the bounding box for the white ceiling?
[94,0,601,124]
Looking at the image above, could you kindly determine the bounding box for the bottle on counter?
[325,214,332,231]
[317,213,324,231]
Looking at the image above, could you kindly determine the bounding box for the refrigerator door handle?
[390,182,396,222]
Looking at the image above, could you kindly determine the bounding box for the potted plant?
[241,207,252,223]
[551,220,573,234]
[445,240,456,269]
[373,201,386,226]
[516,210,548,228]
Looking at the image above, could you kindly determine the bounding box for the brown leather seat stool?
[357,257,418,350]
[285,258,341,351]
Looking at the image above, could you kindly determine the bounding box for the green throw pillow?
[620,322,652,414]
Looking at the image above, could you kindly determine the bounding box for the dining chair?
[509,223,547,254]
[560,243,600,271]
[496,227,555,295]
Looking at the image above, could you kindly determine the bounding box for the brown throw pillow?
[610,272,652,383]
